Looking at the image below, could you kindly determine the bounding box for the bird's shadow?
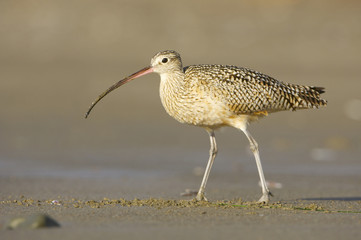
[301,197,361,201]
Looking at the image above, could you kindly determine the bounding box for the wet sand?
[1,0,361,239]
[1,158,361,239]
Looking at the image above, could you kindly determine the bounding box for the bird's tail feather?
[292,85,327,110]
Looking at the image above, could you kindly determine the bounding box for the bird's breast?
[159,77,232,128]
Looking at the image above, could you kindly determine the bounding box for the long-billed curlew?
[85,50,327,203]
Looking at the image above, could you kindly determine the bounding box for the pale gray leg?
[196,129,217,201]
[242,128,272,203]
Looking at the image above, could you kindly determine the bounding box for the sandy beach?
[1,0,361,239]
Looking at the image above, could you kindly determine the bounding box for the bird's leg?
[242,128,272,203]
[196,129,217,201]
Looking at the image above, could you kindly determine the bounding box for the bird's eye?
[161,58,168,63]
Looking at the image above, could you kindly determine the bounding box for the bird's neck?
[159,70,187,123]
[159,71,185,99]
[159,70,184,85]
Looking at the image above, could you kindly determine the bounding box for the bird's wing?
[185,65,326,115]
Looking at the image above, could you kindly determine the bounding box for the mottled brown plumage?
[85,50,327,203]
[184,64,326,113]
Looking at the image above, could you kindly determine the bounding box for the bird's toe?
[257,192,272,203]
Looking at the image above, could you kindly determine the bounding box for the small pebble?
[5,214,60,230]
[180,189,198,197]
[51,200,62,206]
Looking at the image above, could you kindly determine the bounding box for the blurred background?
[1,0,360,199]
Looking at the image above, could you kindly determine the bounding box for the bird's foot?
[257,191,273,204]
[195,192,208,202]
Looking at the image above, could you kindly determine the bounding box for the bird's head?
[150,50,183,74]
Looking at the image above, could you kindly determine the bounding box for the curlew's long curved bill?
[85,66,153,118]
